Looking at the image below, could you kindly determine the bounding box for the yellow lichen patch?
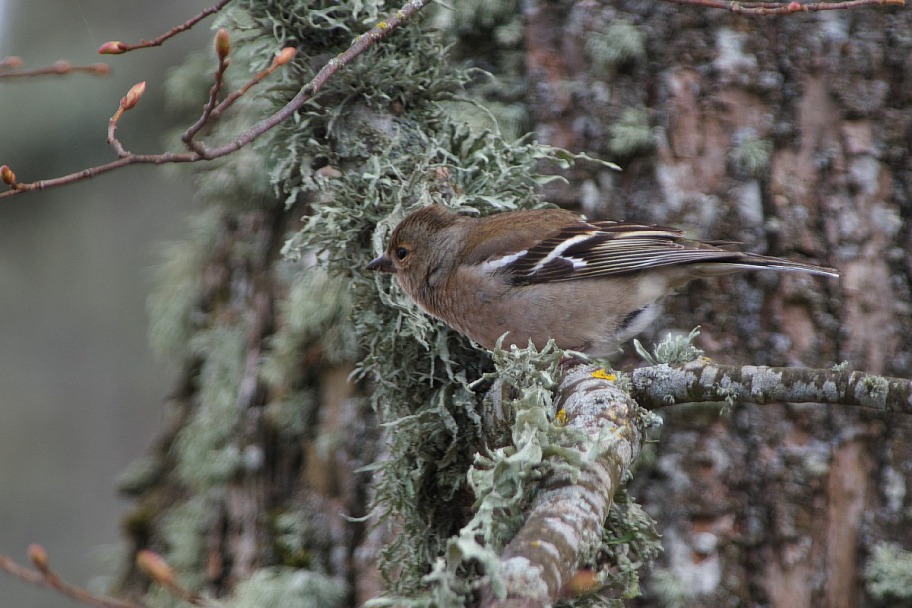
[555,408,569,426]
[592,368,616,381]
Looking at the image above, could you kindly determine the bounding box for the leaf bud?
[98,41,127,55]
[215,29,231,60]
[136,550,175,586]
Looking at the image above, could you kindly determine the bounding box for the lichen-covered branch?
[481,363,649,608]
[658,0,904,15]
[630,360,912,414]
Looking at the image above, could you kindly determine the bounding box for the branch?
[0,0,433,200]
[0,58,110,79]
[181,29,232,149]
[97,0,232,55]
[0,545,140,608]
[0,545,219,608]
[629,360,912,414]
[480,363,647,608]
[658,0,904,15]
[479,357,910,606]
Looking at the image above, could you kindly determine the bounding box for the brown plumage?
[367,205,838,356]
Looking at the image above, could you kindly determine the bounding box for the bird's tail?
[696,253,839,278]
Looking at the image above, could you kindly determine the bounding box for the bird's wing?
[490,220,753,285]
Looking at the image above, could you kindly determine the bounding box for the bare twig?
[97,0,232,55]
[0,0,433,200]
[182,29,233,151]
[205,47,296,124]
[107,81,148,157]
[135,550,214,607]
[658,0,904,15]
[0,546,140,608]
[630,360,912,414]
[0,59,110,79]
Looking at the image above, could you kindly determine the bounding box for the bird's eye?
[396,247,409,261]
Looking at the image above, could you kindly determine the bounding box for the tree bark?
[515,2,912,605]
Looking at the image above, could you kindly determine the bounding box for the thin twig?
[98,0,232,55]
[0,0,434,200]
[107,82,147,157]
[0,553,140,608]
[206,48,295,124]
[0,60,110,79]
[659,0,903,15]
[182,30,233,151]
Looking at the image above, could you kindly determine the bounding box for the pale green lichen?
[650,567,691,608]
[585,18,646,71]
[608,107,653,157]
[229,567,348,608]
[729,134,772,177]
[865,542,912,601]
[635,328,704,367]
[831,360,850,373]
[174,326,247,488]
[859,374,889,401]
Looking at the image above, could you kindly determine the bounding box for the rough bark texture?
[513,2,912,606]
[630,361,912,414]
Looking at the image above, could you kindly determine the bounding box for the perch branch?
[0,0,433,200]
[481,363,648,608]
[481,358,910,606]
[629,360,912,414]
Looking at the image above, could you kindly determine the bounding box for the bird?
[367,205,838,357]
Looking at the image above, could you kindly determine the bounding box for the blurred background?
[0,2,210,605]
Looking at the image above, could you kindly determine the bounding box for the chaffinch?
[367,205,838,357]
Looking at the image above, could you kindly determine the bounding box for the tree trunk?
[515,2,912,606]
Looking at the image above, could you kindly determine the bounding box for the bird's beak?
[367,254,396,274]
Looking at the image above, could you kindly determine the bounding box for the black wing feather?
[504,221,804,285]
